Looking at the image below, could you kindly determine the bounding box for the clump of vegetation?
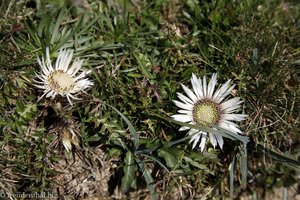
[0,0,299,199]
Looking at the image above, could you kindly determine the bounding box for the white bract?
[34,48,93,106]
[172,73,247,152]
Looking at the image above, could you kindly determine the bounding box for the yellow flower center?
[193,100,220,127]
[48,70,75,94]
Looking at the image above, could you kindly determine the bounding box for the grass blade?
[107,104,140,150]
[121,151,137,193]
[256,143,300,169]
[51,3,68,44]
[229,155,236,200]
[240,143,248,188]
[135,157,158,200]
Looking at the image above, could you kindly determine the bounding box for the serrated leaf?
[16,102,37,122]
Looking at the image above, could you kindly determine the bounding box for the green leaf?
[107,104,140,150]
[0,121,7,126]
[158,147,184,169]
[35,149,44,161]
[52,15,84,52]
[127,73,143,78]
[108,148,123,158]
[16,102,37,122]
[183,156,209,171]
[77,14,103,36]
[136,157,158,200]
[229,156,236,200]
[133,53,154,81]
[121,151,137,193]
[51,4,68,44]
[239,143,248,188]
[37,15,52,38]
[256,143,300,170]
[24,20,41,48]
[142,153,170,173]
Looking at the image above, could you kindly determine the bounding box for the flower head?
[172,73,247,152]
[61,126,80,152]
[34,48,93,106]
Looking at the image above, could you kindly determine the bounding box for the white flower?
[171,73,247,152]
[33,48,93,106]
